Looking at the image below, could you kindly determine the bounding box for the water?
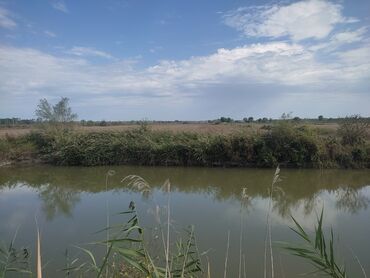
[0,165,369,277]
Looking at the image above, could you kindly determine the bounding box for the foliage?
[219,117,234,123]
[338,115,369,146]
[0,134,37,162]
[0,232,31,277]
[2,117,369,168]
[282,209,347,278]
[35,97,77,123]
[62,205,202,277]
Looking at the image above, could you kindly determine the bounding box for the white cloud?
[337,44,370,66]
[310,27,368,51]
[51,1,68,13]
[66,46,114,59]
[1,41,369,119]
[0,41,369,104]
[0,6,17,29]
[223,0,356,41]
[44,30,57,38]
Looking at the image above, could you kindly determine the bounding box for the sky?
[0,0,369,120]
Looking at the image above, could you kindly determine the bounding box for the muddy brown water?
[0,165,369,277]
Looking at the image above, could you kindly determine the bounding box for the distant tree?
[281,112,293,120]
[318,115,324,121]
[220,117,233,123]
[243,117,254,123]
[35,97,77,123]
[99,120,107,126]
[293,116,301,122]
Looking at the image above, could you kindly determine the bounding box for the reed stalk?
[223,230,230,278]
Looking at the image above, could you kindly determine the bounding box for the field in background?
[0,122,342,138]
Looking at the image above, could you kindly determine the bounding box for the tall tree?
[35,97,77,122]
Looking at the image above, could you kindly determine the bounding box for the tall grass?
[36,226,42,278]
[9,122,367,168]
[0,228,31,277]
[264,166,281,278]
[58,175,203,278]
[223,231,230,278]
[282,209,348,278]
[239,187,249,278]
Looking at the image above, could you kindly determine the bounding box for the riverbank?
[0,123,369,168]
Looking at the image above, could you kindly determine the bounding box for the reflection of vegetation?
[1,167,369,277]
[335,187,370,214]
[38,184,80,220]
[0,166,369,219]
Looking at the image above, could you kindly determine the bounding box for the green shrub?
[9,124,367,169]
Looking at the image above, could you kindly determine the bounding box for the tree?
[318,115,324,121]
[243,117,254,123]
[220,117,233,123]
[281,112,293,120]
[35,97,77,123]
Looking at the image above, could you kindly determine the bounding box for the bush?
[338,115,369,146]
[7,123,366,169]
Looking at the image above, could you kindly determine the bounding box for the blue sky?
[0,0,369,120]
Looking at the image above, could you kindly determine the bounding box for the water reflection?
[0,166,369,220]
[0,166,369,277]
[335,186,370,213]
[38,184,80,220]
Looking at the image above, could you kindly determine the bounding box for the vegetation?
[0,231,31,277]
[0,115,368,168]
[282,210,351,278]
[35,97,77,123]
[0,98,368,168]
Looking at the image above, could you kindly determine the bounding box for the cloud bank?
[0,0,369,119]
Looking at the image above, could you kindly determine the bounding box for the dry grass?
[0,127,34,138]
[0,122,345,138]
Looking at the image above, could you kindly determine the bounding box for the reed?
[9,122,368,168]
[223,230,230,278]
[264,166,281,278]
[0,228,31,277]
[36,227,42,278]
[282,209,348,278]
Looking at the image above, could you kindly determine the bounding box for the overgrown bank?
[1,121,369,168]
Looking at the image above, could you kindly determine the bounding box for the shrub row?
[21,123,368,168]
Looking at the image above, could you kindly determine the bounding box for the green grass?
[1,120,369,168]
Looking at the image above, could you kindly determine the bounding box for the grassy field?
[0,122,342,138]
